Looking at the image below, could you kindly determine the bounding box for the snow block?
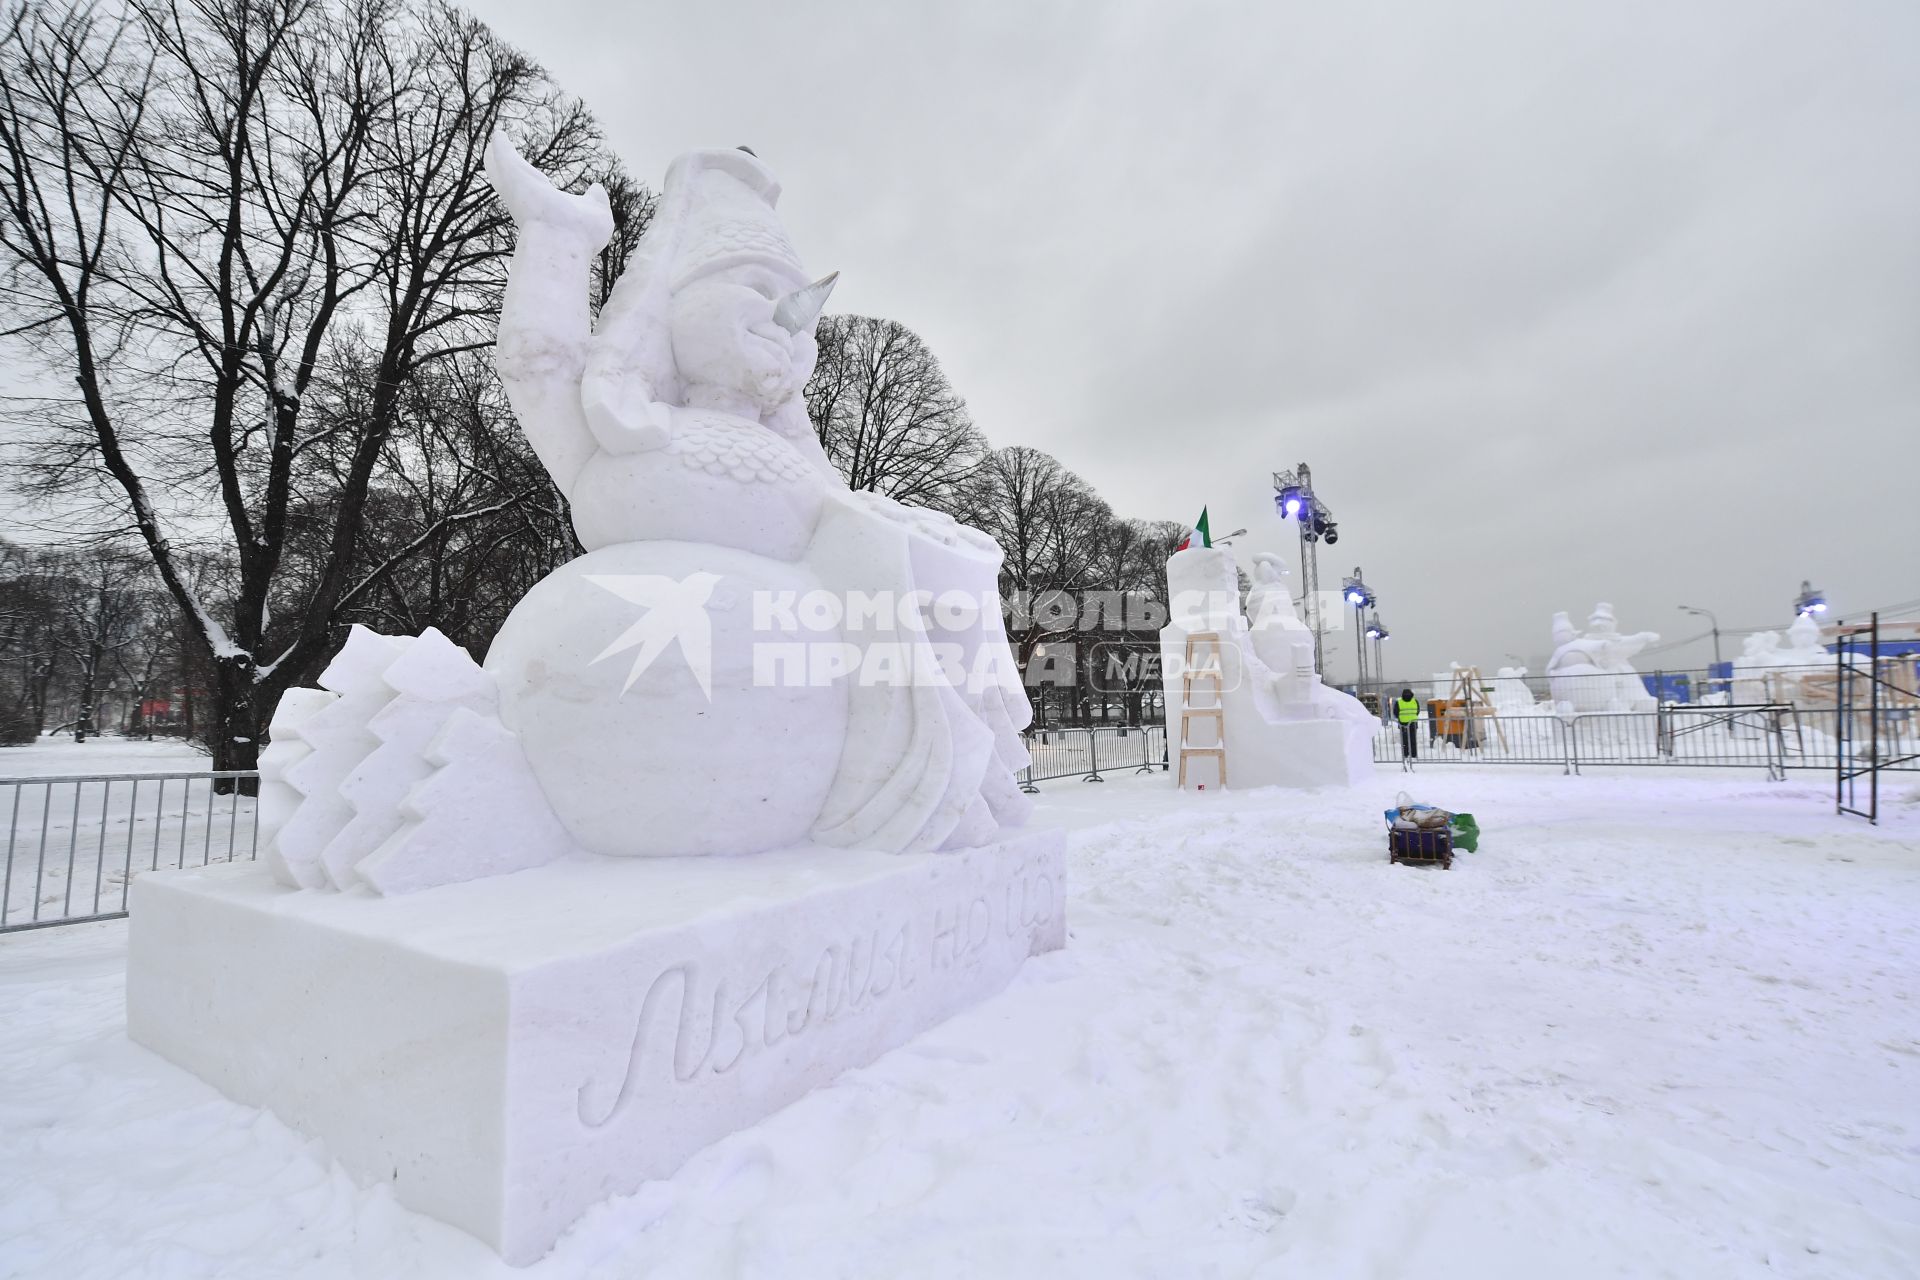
[126,829,1066,1264]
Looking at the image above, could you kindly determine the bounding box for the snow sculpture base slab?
[126,832,1066,1265]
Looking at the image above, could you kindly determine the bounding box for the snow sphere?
[486,542,847,857]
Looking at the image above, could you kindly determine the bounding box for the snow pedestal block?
[126,829,1066,1265]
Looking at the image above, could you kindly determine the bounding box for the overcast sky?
[472,0,1919,681]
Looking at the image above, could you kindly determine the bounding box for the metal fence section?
[0,690,1900,934]
[1021,725,1167,791]
[0,771,261,934]
[1379,712,1575,770]
[1372,705,1816,777]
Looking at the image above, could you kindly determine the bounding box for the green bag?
[1448,813,1479,853]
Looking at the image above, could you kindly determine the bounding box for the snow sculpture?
[1158,547,1373,788]
[1732,612,1834,705]
[1243,552,1319,690]
[127,137,1064,1266]
[482,137,1032,857]
[1545,604,1659,713]
[1489,665,1540,717]
[255,624,567,895]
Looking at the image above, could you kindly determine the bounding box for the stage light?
[1794,580,1828,616]
[1323,523,1338,544]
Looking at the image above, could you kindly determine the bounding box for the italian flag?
[1175,507,1212,552]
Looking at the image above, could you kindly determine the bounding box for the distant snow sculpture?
[1732,611,1834,704]
[1489,665,1539,717]
[1159,547,1374,788]
[1546,603,1659,713]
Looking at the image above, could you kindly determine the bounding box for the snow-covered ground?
[2,766,1917,1278]
[0,737,209,779]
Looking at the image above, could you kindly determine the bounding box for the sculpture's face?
[669,263,817,415]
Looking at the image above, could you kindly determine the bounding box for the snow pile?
[4,768,1919,1277]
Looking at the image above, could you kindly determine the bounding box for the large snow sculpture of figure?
[130,135,1066,1270]
[1546,603,1659,712]
[1159,546,1373,788]
[482,138,1031,858]
[251,140,1034,887]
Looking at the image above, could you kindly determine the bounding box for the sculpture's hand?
[485,133,615,248]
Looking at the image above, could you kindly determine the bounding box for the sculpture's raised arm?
[485,134,616,493]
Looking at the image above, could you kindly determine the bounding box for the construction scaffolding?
[1835,613,1920,823]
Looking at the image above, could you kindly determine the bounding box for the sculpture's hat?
[578,146,816,444]
[658,149,808,291]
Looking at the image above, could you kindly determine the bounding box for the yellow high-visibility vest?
[1395,696,1420,723]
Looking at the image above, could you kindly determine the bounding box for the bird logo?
[583,573,723,699]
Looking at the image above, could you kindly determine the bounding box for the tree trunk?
[75,643,103,743]
[209,656,261,794]
[28,662,51,734]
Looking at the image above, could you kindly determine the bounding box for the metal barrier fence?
[1355,661,1920,712]
[0,771,260,934]
[1371,705,1829,778]
[0,700,1898,934]
[1020,725,1168,790]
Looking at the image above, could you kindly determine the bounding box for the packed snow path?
[2,768,1916,1278]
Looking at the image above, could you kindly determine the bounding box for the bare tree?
[805,314,986,512]
[326,349,578,656]
[48,545,150,742]
[0,540,62,742]
[0,0,630,780]
[960,446,1107,721]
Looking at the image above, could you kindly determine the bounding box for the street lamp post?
[1678,604,1723,691]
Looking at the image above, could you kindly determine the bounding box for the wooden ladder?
[1178,631,1227,789]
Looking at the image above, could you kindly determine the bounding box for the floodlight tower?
[1341,567,1375,687]
[1273,463,1338,675]
[1366,614,1388,685]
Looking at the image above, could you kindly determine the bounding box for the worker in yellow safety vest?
[1394,688,1421,760]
